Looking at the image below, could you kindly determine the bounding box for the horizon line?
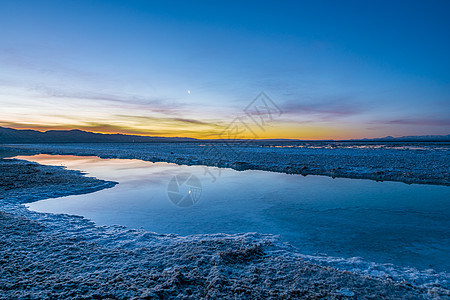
[1,126,449,142]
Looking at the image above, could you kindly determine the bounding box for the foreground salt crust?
[0,158,447,299]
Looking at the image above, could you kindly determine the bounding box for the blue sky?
[0,0,449,139]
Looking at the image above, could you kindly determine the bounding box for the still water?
[16,154,450,275]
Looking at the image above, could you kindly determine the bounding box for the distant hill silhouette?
[0,126,449,143]
[0,127,197,143]
[346,135,450,142]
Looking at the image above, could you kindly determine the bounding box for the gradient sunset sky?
[1,0,449,139]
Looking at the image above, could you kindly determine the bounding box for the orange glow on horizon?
[2,123,363,140]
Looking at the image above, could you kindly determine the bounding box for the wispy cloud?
[30,87,186,115]
[172,118,208,125]
[282,97,368,121]
[377,118,450,127]
[114,114,221,127]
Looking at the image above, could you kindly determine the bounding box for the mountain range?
[0,126,449,143]
[0,127,197,143]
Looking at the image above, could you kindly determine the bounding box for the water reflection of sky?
[16,154,450,274]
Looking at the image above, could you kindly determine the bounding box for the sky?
[0,0,449,139]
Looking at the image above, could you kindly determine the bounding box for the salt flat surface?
[7,141,450,185]
[2,157,439,299]
[17,154,450,290]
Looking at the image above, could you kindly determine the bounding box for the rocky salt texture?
[1,159,447,299]
[0,158,117,204]
[5,142,449,186]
